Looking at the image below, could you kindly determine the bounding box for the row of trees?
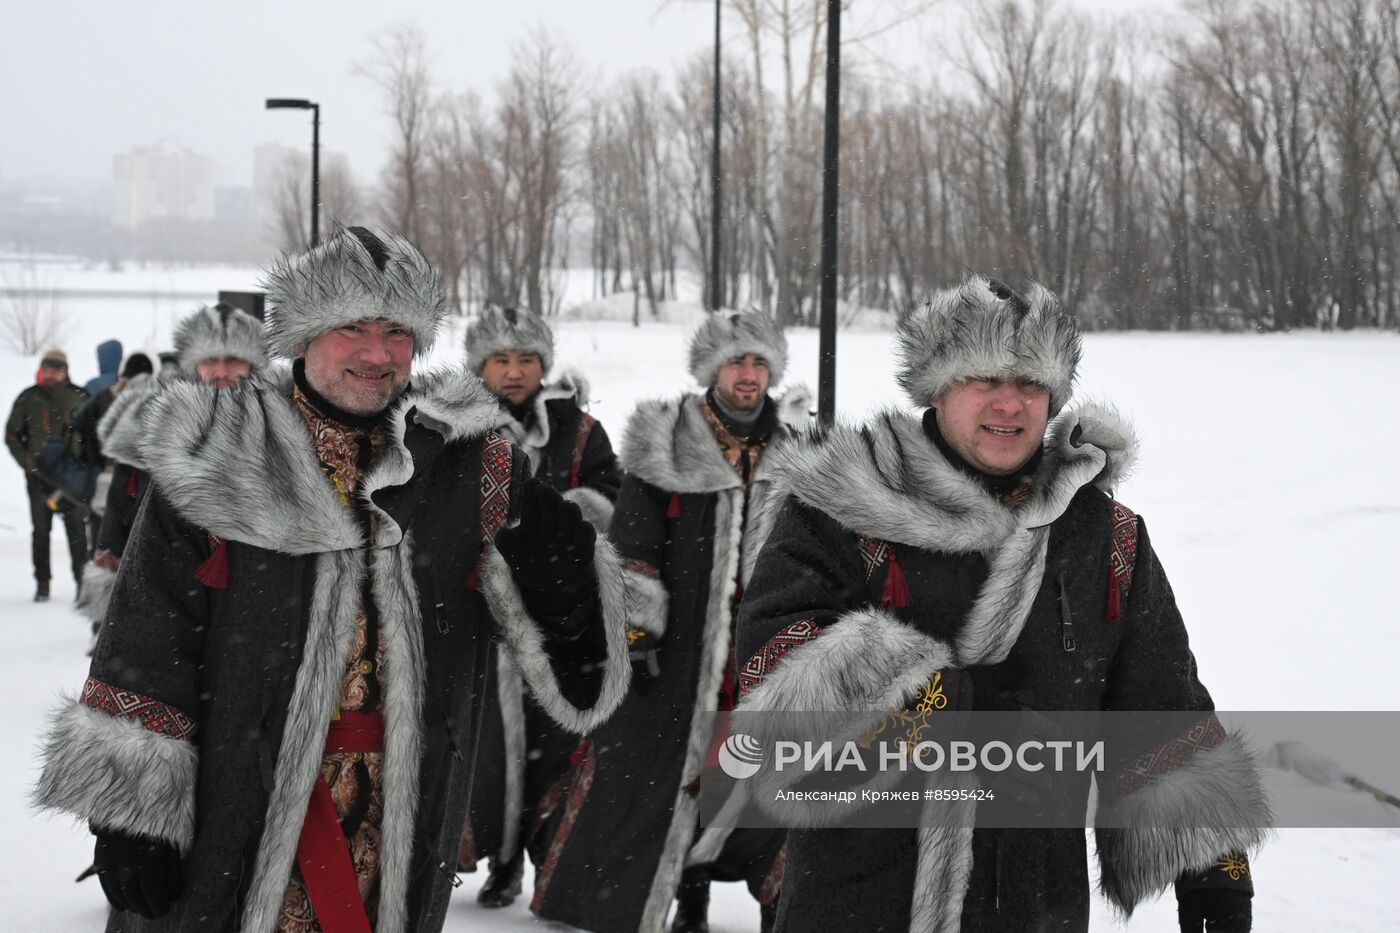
[278,0,1400,331]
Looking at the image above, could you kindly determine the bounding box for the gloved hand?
[93,827,184,918]
[494,480,597,621]
[1178,888,1252,932]
[627,631,661,694]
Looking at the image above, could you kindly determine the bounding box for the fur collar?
[96,372,167,470]
[491,369,588,469]
[139,362,501,554]
[620,386,811,494]
[768,401,1138,554]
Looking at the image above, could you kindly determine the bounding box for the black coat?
[533,391,802,933]
[35,366,632,933]
[467,380,622,868]
[735,404,1269,933]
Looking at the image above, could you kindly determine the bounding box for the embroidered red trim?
[480,431,514,543]
[531,739,597,909]
[567,413,596,490]
[1116,714,1227,796]
[1106,500,1138,622]
[622,557,661,579]
[80,676,197,741]
[469,431,514,590]
[738,619,823,697]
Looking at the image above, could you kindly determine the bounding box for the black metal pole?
[310,104,321,248]
[817,0,841,425]
[710,0,723,312]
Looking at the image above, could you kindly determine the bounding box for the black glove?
[494,480,597,620]
[627,631,662,694]
[93,827,184,919]
[1178,888,1252,932]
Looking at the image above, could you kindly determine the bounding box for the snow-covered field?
[3,274,1399,930]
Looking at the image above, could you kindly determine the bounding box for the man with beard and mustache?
[75,303,267,645]
[35,225,632,933]
[532,311,809,933]
[460,304,623,908]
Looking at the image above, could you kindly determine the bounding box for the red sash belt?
[295,711,384,933]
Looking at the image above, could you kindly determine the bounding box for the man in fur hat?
[6,347,89,601]
[532,311,807,933]
[460,304,623,907]
[76,303,267,643]
[36,226,632,933]
[734,276,1266,932]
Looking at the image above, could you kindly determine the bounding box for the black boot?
[34,579,50,603]
[670,867,710,933]
[476,852,524,908]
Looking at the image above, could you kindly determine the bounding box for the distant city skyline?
[3,0,1181,190]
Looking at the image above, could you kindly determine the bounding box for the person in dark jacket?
[5,347,88,601]
[71,352,154,471]
[35,225,632,933]
[461,304,624,907]
[69,353,155,556]
[76,306,265,644]
[532,311,808,933]
[82,339,124,396]
[734,275,1268,933]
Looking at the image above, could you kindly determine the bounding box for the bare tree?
[356,23,433,242]
[0,262,69,355]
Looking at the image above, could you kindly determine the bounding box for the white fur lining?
[1095,732,1272,916]
[478,537,632,735]
[33,701,199,851]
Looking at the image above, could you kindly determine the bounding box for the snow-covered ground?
[3,277,1399,929]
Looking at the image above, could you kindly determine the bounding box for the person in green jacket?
[5,348,89,601]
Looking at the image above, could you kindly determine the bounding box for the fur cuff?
[621,564,668,640]
[75,562,117,625]
[480,538,632,734]
[1095,732,1271,916]
[562,486,615,533]
[33,701,198,851]
[738,607,955,716]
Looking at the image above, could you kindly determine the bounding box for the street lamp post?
[817,1,841,426]
[265,98,321,248]
[711,0,722,312]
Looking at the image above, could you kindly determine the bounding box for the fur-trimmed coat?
[35,365,632,933]
[735,404,1269,933]
[467,370,623,868]
[74,374,165,628]
[531,389,807,933]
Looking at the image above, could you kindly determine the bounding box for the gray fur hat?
[464,305,555,375]
[174,303,267,374]
[260,224,446,359]
[688,310,787,387]
[897,274,1081,415]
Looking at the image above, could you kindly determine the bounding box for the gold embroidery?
[862,672,948,750]
[1213,855,1251,881]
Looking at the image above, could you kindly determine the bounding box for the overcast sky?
[0,0,1180,190]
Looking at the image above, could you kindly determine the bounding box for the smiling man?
[735,275,1268,933]
[532,311,809,933]
[35,225,631,933]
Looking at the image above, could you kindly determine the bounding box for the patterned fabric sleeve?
[34,487,211,851]
[480,433,632,734]
[736,498,960,733]
[1094,515,1269,916]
